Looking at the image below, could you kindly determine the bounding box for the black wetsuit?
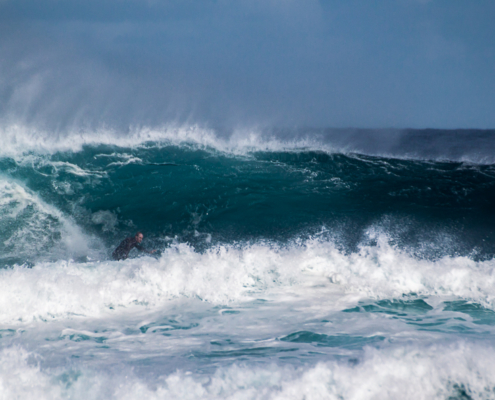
[112,237,145,260]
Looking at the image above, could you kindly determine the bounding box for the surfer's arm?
[135,244,156,254]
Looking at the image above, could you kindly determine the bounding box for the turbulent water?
[2,127,495,399]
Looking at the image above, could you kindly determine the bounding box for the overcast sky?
[0,0,494,130]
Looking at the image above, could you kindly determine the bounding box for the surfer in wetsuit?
[112,232,156,261]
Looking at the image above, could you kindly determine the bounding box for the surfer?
[112,232,156,261]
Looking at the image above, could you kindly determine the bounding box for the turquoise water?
[1,128,495,399]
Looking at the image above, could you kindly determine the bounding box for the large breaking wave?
[2,126,495,400]
[1,126,495,266]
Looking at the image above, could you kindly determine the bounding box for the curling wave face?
[1,130,495,265]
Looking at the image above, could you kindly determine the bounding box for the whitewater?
[1,126,495,400]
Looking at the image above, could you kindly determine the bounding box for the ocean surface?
[1,127,495,399]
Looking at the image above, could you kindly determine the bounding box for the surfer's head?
[135,232,144,243]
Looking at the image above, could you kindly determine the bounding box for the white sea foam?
[48,161,106,177]
[0,348,63,400]
[11,155,106,178]
[0,242,297,324]
[1,237,495,325]
[2,343,494,399]
[91,210,119,232]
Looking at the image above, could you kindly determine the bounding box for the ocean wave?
[2,141,494,266]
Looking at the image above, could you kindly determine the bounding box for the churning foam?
[1,343,494,399]
[0,178,96,263]
[2,238,495,325]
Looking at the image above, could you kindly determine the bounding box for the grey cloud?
[0,0,494,131]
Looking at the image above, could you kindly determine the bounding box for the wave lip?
[0,124,308,157]
[2,124,495,164]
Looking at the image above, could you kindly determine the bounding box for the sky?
[0,0,494,131]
